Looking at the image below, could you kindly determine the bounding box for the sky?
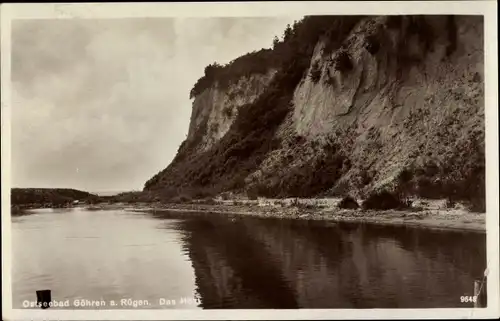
[11,17,300,193]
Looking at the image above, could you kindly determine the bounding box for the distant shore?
[62,197,486,232]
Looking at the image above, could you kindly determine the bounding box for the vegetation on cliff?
[188,19,338,99]
[393,134,485,212]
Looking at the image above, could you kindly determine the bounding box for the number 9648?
[460,296,477,303]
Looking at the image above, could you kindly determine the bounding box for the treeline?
[105,191,158,203]
[189,49,280,99]
[11,188,100,207]
[188,16,365,99]
[10,188,167,211]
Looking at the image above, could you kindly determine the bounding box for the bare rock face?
[145,15,484,207]
[186,70,277,153]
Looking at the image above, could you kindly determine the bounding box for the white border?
[1,1,498,320]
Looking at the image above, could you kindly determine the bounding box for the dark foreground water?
[12,208,486,309]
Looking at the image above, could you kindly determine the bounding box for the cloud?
[11,16,300,192]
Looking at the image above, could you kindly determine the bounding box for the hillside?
[11,188,100,207]
[144,15,485,211]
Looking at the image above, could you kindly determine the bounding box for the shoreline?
[14,198,486,232]
[121,198,485,232]
[132,206,485,233]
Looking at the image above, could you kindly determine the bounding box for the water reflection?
[151,211,486,309]
[12,209,486,310]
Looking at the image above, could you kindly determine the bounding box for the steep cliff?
[145,16,484,209]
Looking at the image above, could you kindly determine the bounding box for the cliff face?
[145,16,484,207]
[186,70,277,153]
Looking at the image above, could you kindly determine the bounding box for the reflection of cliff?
[180,216,299,308]
[174,213,486,309]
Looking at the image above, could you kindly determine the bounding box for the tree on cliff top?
[272,36,280,49]
[283,23,293,42]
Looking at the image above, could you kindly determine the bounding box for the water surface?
[12,208,486,309]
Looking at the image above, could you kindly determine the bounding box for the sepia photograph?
[1,1,499,320]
